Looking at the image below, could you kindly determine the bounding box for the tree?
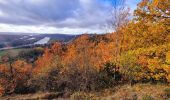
[117,0,170,84]
[134,0,170,23]
[108,0,130,64]
[134,0,170,40]
[1,50,18,94]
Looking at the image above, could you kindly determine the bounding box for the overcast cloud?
[0,0,140,34]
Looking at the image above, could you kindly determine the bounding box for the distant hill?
[0,32,76,49]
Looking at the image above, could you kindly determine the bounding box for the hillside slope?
[0,33,76,49]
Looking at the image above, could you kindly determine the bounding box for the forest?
[0,0,170,99]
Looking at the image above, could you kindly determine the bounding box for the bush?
[97,62,121,88]
[70,92,95,100]
[0,60,34,95]
[164,88,170,98]
[53,66,99,92]
[142,94,154,100]
[120,48,170,83]
[18,47,44,63]
[0,85,4,96]
[120,52,141,82]
[46,68,68,92]
[32,65,92,92]
[31,61,122,94]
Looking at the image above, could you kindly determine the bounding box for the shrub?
[119,52,142,83]
[0,60,34,95]
[97,62,121,88]
[0,85,4,96]
[164,88,170,98]
[142,94,154,100]
[18,47,44,63]
[120,47,170,83]
[31,61,122,93]
[70,92,95,100]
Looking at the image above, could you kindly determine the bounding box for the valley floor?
[0,83,170,100]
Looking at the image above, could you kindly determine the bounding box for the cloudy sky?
[0,0,140,34]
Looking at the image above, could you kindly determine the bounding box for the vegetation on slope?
[0,0,169,99]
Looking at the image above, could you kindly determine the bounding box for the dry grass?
[110,84,169,100]
[0,92,64,100]
[0,83,170,100]
[70,83,170,100]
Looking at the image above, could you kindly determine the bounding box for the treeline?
[0,0,170,97]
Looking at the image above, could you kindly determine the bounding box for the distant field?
[0,48,26,56]
[0,48,29,63]
[0,33,76,49]
[0,50,7,57]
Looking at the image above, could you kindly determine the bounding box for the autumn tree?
[0,50,18,94]
[134,0,170,45]
[135,0,170,23]
[0,59,33,95]
[11,60,33,93]
[117,0,170,83]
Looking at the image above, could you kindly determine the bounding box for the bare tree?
[105,0,130,80]
[111,0,129,29]
[107,0,130,63]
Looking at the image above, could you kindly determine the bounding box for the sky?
[0,0,140,34]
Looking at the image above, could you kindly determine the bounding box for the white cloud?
[0,0,6,3]
[0,10,4,16]
[0,0,139,34]
[0,24,105,34]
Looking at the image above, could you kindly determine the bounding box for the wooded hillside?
[0,0,169,99]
